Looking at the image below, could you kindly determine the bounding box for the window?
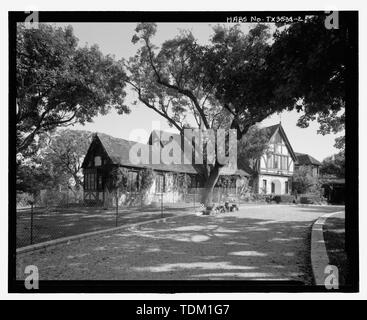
[262,179,267,194]
[273,155,279,169]
[97,175,103,190]
[281,156,288,170]
[274,144,280,154]
[190,175,197,189]
[155,174,165,193]
[271,182,275,193]
[285,181,289,194]
[313,167,318,177]
[84,169,97,190]
[94,156,102,167]
[267,155,273,169]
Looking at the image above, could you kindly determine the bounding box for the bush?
[299,193,326,204]
[16,192,35,208]
[272,194,295,204]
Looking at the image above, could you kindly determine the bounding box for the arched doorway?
[271,179,281,194]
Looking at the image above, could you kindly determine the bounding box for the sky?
[55,22,343,162]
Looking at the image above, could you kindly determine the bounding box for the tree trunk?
[201,161,222,206]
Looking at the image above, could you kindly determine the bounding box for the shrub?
[272,194,295,204]
[16,192,35,208]
[299,193,326,204]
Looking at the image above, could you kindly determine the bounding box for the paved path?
[16,205,344,283]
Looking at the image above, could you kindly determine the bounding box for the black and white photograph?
[3,3,364,302]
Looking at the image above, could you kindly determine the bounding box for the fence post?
[160,193,163,218]
[194,190,196,211]
[30,202,34,245]
[115,190,118,227]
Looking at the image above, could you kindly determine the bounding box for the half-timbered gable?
[250,123,297,195]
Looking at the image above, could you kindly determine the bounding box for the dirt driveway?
[16,205,344,284]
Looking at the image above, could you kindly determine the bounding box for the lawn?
[323,211,348,286]
[16,203,197,248]
[16,204,345,282]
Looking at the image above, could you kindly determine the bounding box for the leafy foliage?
[269,15,346,144]
[320,152,345,178]
[42,129,92,189]
[16,129,92,196]
[125,23,297,204]
[237,125,270,171]
[16,24,128,154]
[139,168,155,192]
[292,165,321,194]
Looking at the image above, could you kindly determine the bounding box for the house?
[294,152,322,177]
[241,123,297,195]
[81,131,248,206]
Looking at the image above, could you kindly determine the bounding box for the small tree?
[292,165,320,194]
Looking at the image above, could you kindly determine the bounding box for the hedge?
[298,193,326,204]
[271,194,295,204]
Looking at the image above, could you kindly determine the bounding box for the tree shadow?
[16,206,344,283]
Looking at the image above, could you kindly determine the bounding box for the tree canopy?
[16,24,128,155]
[269,16,347,149]
[123,20,349,204]
[320,152,345,178]
[16,129,92,195]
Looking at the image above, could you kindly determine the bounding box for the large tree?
[16,23,128,155]
[124,23,296,204]
[122,18,350,204]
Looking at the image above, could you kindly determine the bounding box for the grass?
[16,203,196,248]
[323,212,348,286]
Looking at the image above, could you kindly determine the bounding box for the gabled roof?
[260,123,297,161]
[260,124,280,139]
[295,152,322,166]
[83,132,205,175]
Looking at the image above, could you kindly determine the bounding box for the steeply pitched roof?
[260,123,297,160]
[87,132,205,174]
[295,152,321,166]
[260,124,280,139]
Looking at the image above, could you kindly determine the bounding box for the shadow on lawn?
[16,205,343,283]
[16,205,195,248]
[103,211,318,284]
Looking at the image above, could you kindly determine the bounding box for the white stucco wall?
[257,175,290,195]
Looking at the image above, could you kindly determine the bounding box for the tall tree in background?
[42,130,92,190]
[320,153,345,178]
[16,129,92,196]
[124,23,296,204]
[237,126,270,172]
[16,24,128,155]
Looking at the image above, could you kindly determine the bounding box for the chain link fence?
[16,187,241,248]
